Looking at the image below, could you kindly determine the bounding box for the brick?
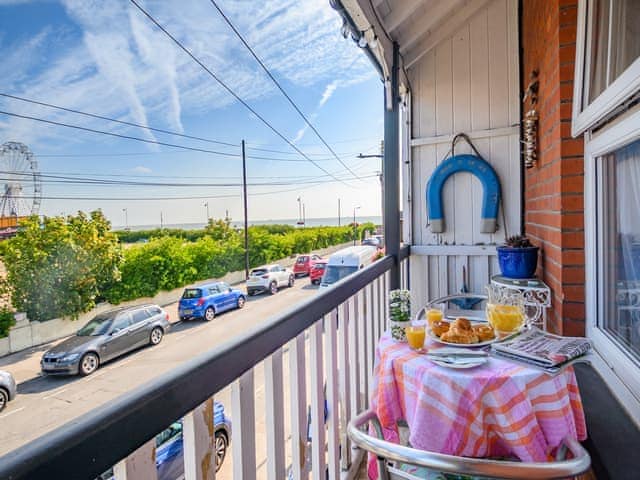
[563,285,586,302]
[562,318,586,337]
[561,138,584,156]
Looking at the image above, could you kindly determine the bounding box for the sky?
[0,0,384,228]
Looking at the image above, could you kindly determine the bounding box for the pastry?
[473,324,495,342]
[431,320,450,337]
[440,330,479,344]
[452,317,472,331]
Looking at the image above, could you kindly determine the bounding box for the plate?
[427,325,498,348]
[428,355,488,369]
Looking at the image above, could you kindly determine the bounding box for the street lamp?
[122,208,129,230]
[203,202,209,222]
[353,205,361,245]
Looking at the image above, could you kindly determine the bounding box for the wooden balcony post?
[112,439,157,480]
[183,398,216,480]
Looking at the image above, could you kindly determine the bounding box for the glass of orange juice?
[426,305,444,328]
[405,321,426,351]
[486,303,525,336]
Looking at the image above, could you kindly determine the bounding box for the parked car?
[319,245,378,289]
[97,401,231,480]
[246,264,294,296]
[178,281,246,322]
[309,260,328,285]
[41,305,171,376]
[0,370,17,412]
[362,234,384,248]
[293,254,323,277]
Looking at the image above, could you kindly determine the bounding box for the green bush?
[0,309,15,338]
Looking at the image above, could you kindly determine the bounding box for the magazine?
[491,327,592,369]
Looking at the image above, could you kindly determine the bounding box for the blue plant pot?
[496,246,539,279]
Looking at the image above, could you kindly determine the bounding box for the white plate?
[428,355,488,369]
[427,326,498,348]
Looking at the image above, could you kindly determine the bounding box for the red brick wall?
[522,0,585,335]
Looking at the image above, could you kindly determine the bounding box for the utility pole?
[160,211,164,229]
[338,198,341,226]
[353,205,361,245]
[122,208,129,230]
[204,202,209,222]
[302,203,306,228]
[242,140,249,280]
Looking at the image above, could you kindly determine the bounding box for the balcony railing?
[0,247,410,480]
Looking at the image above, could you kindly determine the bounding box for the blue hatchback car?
[178,281,246,322]
[98,401,231,480]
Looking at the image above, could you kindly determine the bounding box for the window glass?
[131,309,151,324]
[112,314,132,332]
[220,283,230,291]
[297,256,308,263]
[598,138,640,362]
[147,306,162,316]
[182,288,202,299]
[586,0,640,104]
[208,286,219,295]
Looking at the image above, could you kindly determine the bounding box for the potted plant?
[496,235,539,279]
[389,289,411,342]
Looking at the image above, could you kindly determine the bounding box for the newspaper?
[491,327,592,369]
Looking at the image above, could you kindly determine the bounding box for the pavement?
[0,275,322,479]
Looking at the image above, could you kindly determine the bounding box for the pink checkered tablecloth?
[369,332,587,478]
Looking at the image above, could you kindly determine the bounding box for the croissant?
[473,324,495,342]
[452,317,472,331]
[431,320,450,337]
[441,330,479,344]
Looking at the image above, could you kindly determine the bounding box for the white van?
[319,245,378,289]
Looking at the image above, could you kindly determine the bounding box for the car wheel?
[79,352,99,376]
[237,296,246,309]
[214,431,228,471]
[247,290,255,296]
[204,306,216,321]
[269,281,278,295]
[0,388,8,413]
[150,327,164,345]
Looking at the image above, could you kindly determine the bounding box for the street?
[0,276,321,478]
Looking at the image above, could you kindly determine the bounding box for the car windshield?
[77,314,113,336]
[182,288,202,299]
[322,265,358,284]
[296,256,308,263]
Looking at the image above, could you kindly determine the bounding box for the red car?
[309,261,328,285]
[293,254,322,277]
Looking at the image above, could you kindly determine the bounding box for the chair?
[415,293,489,323]
[348,410,591,480]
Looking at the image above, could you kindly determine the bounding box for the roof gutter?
[329,0,384,79]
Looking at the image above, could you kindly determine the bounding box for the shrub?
[0,309,15,338]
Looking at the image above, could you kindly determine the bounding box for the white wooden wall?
[406,0,520,300]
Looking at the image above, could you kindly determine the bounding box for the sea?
[118,215,383,232]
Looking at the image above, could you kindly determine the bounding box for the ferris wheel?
[0,141,42,218]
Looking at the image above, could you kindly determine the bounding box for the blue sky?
[0,0,383,227]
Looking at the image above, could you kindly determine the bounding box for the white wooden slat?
[231,370,256,480]
[113,439,157,480]
[417,48,436,138]
[438,255,449,298]
[435,32,453,137]
[470,7,490,132]
[265,349,285,480]
[411,245,497,256]
[471,137,494,245]
[348,296,361,419]
[378,276,384,336]
[487,0,509,129]
[338,301,352,470]
[288,333,307,480]
[506,0,520,126]
[358,289,369,410]
[365,284,375,396]
[325,310,340,480]
[309,318,326,480]
[370,281,379,347]
[183,398,216,480]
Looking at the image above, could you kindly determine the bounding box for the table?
[369,332,587,478]
[490,275,552,330]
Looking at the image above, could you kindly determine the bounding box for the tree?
[0,211,122,321]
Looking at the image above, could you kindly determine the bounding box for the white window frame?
[584,108,640,422]
[572,0,640,137]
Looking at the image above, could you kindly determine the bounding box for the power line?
[0,92,239,148]
[0,110,241,157]
[128,0,349,186]
[208,0,362,181]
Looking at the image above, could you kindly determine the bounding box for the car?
[293,254,323,277]
[246,264,294,296]
[0,370,17,413]
[97,401,231,480]
[319,245,378,289]
[309,260,328,285]
[362,234,384,248]
[178,281,246,322]
[41,305,171,376]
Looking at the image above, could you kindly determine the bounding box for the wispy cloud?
[132,165,152,174]
[0,0,375,149]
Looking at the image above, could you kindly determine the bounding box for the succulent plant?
[504,235,533,248]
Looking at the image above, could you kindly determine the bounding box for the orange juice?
[486,304,524,332]
[405,325,426,350]
[426,309,443,327]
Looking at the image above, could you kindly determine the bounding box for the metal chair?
[415,293,489,323]
[348,410,591,480]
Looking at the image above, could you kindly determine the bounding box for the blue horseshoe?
[426,154,501,233]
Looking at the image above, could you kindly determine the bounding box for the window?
[112,314,132,332]
[208,286,219,295]
[182,288,202,299]
[596,139,640,362]
[219,282,230,291]
[573,0,640,135]
[146,306,162,316]
[131,309,151,324]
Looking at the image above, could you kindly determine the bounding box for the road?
[0,276,321,477]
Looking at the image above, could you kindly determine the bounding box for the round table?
[369,332,586,478]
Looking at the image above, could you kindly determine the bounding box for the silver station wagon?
[41,304,171,376]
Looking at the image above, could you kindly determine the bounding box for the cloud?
[132,165,152,174]
[0,0,376,149]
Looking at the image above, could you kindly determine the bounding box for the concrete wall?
[0,242,353,357]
